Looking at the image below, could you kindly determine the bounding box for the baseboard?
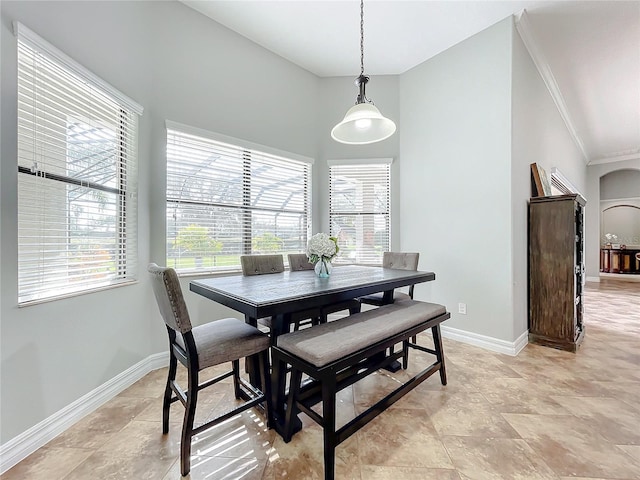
[0,352,168,474]
[598,273,640,282]
[586,276,601,283]
[440,326,528,356]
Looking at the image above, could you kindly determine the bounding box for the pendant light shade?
[331,0,396,145]
[331,103,396,145]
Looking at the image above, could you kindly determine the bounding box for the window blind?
[166,128,311,273]
[16,24,141,304]
[329,162,391,264]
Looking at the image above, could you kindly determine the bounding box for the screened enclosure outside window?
[166,124,312,274]
[329,160,391,264]
[16,23,142,305]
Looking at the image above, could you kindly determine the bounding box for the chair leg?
[432,324,447,385]
[163,351,177,434]
[322,376,337,480]
[232,359,241,399]
[180,367,199,476]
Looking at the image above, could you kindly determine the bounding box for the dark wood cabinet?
[529,194,586,352]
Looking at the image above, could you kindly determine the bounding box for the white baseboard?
[0,352,168,474]
[586,276,601,283]
[440,326,528,356]
[598,273,640,282]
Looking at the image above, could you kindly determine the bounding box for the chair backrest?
[383,252,419,271]
[148,263,192,334]
[288,253,314,271]
[240,254,285,276]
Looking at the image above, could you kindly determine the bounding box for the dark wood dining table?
[190,264,436,435]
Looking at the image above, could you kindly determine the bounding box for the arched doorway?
[598,169,640,279]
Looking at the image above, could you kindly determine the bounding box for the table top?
[190,265,435,319]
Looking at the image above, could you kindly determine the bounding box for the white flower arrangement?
[605,233,618,242]
[306,232,339,264]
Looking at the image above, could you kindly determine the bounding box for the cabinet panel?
[529,194,585,352]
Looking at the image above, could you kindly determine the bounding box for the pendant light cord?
[360,0,364,76]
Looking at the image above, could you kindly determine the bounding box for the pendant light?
[331,0,396,145]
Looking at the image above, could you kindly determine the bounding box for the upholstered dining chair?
[359,252,420,347]
[241,254,320,334]
[359,252,420,306]
[287,253,361,324]
[148,263,271,477]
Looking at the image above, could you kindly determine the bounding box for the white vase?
[314,258,332,278]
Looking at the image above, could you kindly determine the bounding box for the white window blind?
[166,127,311,273]
[16,23,141,304]
[329,161,391,264]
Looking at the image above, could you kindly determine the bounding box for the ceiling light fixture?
[331,0,396,145]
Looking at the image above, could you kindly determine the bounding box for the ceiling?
[182,1,640,164]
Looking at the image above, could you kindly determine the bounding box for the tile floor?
[2,279,639,479]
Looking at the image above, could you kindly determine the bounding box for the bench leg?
[322,376,337,480]
[283,367,303,443]
[432,324,447,385]
[402,339,409,369]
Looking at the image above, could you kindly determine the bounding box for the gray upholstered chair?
[359,252,420,306]
[287,252,315,272]
[241,254,319,333]
[148,263,271,477]
[288,253,361,324]
[240,254,285,276]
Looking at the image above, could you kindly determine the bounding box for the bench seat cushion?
[276,300,446,368]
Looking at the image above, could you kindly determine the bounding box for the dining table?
[189,264,436,436]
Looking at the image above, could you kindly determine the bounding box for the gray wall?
[600,169,640,200]
[315,76,400,245]
[511,25,587,339]
[0,0,319,443]
[1,0,154,444]
[0,0,599,448]
[398,18,514,341]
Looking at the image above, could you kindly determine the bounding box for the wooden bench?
[271,300,450,480]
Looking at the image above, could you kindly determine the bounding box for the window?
[16,23,142,304]
[166,123,312,273]
[329,159,392,264]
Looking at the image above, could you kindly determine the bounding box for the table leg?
[380,290,402,372]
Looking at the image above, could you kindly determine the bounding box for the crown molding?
[588,151,640,165]
[514,10,589,164]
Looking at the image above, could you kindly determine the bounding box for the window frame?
[328,158,393,265]
[165,121,314,276]
[15,22,143,306]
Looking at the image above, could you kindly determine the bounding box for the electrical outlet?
[458,302,467,315]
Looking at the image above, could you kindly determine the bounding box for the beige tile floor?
[3,279,639,479]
